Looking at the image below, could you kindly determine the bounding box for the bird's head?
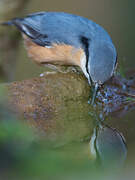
[89,123,127,168]
[88,40,117,85]
[85,40,117,104]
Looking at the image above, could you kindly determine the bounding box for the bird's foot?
[42,64,82,74]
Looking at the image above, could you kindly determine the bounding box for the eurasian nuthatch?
[1,12,117,104]
[89,123,127,168]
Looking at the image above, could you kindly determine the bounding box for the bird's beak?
[91,83,99,105]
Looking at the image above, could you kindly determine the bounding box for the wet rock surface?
[7,72,93,142]
[5,71,135,141]
[96,75,135,118]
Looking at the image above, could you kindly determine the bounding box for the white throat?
[80,53,91,85]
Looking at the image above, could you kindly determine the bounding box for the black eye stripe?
[115,53,118,67]
[80,36,93,84]
[80,36,89,74]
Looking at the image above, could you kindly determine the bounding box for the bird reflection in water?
[89,122,127,169]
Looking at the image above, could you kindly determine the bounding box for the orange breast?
[23,34,84,67]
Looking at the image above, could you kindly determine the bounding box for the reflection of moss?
[0,72,131,179]
[0,84,96,179]
[0,101,94,179]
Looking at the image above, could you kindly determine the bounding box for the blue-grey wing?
[10,12,111,48]
[11,12,86,47]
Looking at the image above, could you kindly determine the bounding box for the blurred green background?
[0,0,135,179]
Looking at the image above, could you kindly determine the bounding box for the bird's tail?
[0,20,14,26]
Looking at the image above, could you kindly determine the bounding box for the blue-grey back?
[20,12,112,47]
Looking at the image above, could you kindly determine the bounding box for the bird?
[89,123,127,168]
[1,12,117,104]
